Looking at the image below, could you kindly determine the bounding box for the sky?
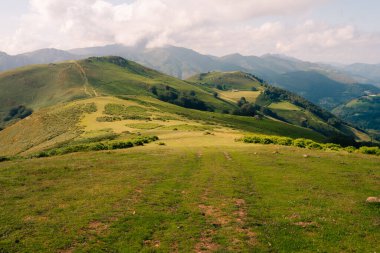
[0,0,379,64]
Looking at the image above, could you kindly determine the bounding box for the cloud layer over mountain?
[1,0,379,63]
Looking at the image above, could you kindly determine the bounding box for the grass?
[126,123,162,130]
[219,90,261,103]
[103,103,152,121]
[160,124,215,131]
[0,96,328,156]
[188,71,263,90]
[240,134,380,156]
[0,138,379,252]
[0,102,97,156]
[268,101,301,111]
[35,136,159,157]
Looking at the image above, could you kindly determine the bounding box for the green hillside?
[333,94,380,140]
[0,96,325,156]
[188,71,369,144]
[0,57,234,129]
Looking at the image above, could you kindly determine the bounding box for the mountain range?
[1,44,379,132]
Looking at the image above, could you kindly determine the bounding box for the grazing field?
[219,90,262,103]
[0,135,379,252]
[268,101,301,111]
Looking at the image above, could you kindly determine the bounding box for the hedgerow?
[35,136,159,158]
[240,135,380,156]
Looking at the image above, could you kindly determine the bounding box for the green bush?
[306,142,323,150]
[110,141,133,149]
[241,134,379,156]
[261,137,274,144]
[0,156,11,162]
[344,146,356,153]
[275,137,293,146]
[293,139,308,148]
[243,136,262,144]
[358,146,380,155]
[35,136,159,158]
[323,143,342,151]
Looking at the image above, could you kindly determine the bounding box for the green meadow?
[0,137,379,252]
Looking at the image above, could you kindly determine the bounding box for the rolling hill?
[188,71,370,144]
[0,56,234,129]
[0,56,374,155]
[2,44,379,113]
[333,94,380,136]
[0,56,345,156]
[269,71,380,110]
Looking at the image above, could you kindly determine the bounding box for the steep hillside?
[270,71,380,110]
[2,45,379,109]
[333,94,380,132]
[342,63,380,86]
[188,71,370,144]
[0,49,80,72]
[0,56,234,129]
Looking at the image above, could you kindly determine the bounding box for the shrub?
[344,146,356,153]
[323,143,342,151]
[306,142,323,150]
[0,156,10,162]
[110,141,133,150]
[293,139,308,148]
[276,137,293,146]
[240,134,380,156]
[243,136,262,144]
[261,137,274,144]
[34,136,159,158]
[358,146,380,155]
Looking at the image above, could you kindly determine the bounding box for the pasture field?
[268,101,301,111]
[218,90,262,103]
[0,132,379,252]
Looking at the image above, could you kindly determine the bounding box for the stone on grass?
[366,197,380,203]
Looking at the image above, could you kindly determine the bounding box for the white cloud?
[0,0,379,63]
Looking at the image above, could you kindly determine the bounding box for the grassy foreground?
[0,136,379,252]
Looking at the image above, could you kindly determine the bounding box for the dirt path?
[74,61,97,97]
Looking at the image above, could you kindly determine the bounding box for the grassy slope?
[188,71,365,142]
[0,137,379,252]
[188,71,263,90]
[80,57,234,112]
[0,62,89,126]
[333,95,380,131]
[0,57,234,128]
[0,96,324,156]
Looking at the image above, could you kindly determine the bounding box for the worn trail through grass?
[0,143,379,252]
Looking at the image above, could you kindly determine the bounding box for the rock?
[366,197,380,203]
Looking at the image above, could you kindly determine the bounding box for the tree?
[237,97,247,107]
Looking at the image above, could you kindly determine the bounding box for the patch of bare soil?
[233,199,257,246]
[223,152,232,160]
[88,221,109,235]
[294,221,319,228]
[195,229,219,253]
